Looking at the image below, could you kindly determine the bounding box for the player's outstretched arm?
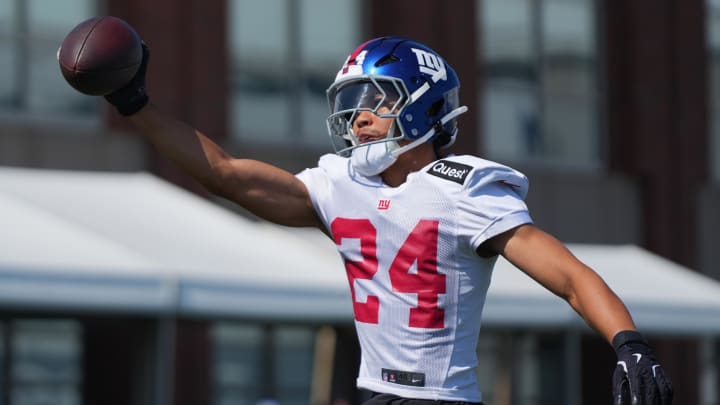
[487,224,634,340]
[129,105,322,228]
[105,45,322,229]
[485,224,673,404]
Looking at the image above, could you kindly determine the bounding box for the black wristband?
[612,330,648,352]
[114,92,148,116]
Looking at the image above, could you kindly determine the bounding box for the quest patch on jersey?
[427,160,473,185]
[381,368,425,387]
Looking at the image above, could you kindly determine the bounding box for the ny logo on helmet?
[411,48,447,83]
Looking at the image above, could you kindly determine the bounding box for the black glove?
[612,330,673,404]
[104,42,150,116]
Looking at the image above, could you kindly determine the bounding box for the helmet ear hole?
[427,99,445,118]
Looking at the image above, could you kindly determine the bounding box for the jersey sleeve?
[456,161,533,250]
[295,153,343,232]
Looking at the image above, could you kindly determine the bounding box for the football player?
[102,37,673,404]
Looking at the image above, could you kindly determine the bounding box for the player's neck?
[381,143,437,187]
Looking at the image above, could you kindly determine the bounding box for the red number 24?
[330,218,446,329]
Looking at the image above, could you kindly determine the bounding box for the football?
[58,16,142,96]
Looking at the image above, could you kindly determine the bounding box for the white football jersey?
[296,154,532,402]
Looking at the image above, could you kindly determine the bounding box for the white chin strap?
[350,105,468,176]
[350,141,399,176]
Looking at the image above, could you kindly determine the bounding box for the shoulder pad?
[317,153,348,171]
[317,153,345,166]
[427,155,529,198]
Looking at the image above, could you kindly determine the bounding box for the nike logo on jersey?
[427,160,472,185]
[633,353,642,363]
[381,368,425,387]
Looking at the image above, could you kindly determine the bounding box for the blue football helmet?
[326,37,467,157]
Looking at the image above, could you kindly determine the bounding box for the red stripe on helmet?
[342,39,373,74]
[349,40,372,62]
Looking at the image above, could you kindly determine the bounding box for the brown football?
[58,16,142,96]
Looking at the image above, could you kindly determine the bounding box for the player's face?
[329,79,404,145]
[352,98,396,144]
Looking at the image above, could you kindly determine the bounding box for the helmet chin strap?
[389,105,468,158]
[349,121,399,176]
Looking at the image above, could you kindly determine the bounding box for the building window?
[228,0,360,148]
[212,323,316,405]
[0,0,99,119]
[478,0,600,167]
[710,0,720,182]
[476,331,569,404]
[0,320,82,405]
[212,324,265,405]
[272,327,314,404]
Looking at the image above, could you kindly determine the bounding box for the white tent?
[0,166,349,319]
[2,166,720,335]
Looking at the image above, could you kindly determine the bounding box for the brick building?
[0,0,718,404]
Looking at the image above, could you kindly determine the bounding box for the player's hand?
[105,42,150,116]
[612,330,673,404]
